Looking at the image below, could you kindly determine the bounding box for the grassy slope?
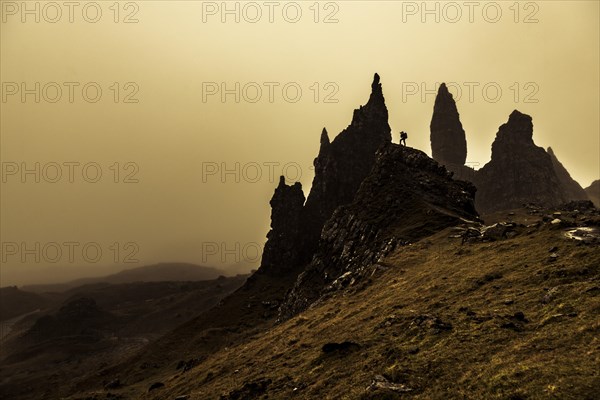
[113,216,600,400]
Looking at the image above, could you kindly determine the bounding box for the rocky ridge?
[280,144,479,318]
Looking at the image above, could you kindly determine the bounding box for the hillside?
[64,206,600,400]
[0,275,248,400]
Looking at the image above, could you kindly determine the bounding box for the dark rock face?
[258,73,391,273]
[547,147,589,202]
[585,180,600,207]
[280,145,479,318]
[259,176,305,274]
[430,83,467,167]
[475,111,567,214]
[299,73,392,264]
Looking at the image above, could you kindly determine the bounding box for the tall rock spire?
[368,72,385,106]
[430,83,467,167]
[299,73,392,264]
[258,74,392,273]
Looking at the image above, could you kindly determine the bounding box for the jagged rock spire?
[430,83,467,166]
[369,73,384,103]
[259,74,392,273]
[300,73,392,264]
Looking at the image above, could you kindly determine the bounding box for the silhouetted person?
[400,131,408,146]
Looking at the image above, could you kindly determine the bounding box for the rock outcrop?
[428,87,587,215]
[299,73,392,264]
[259,177,305,274]
[258,73,392,274]
[430,83,467,167]
[475,110,568,214]
[547,147,589,202]
[586,180,600,207]
[280,144,479,318]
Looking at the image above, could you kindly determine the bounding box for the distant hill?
[0,275,248,398]
[0,287,53,322]
[21,263,225,292]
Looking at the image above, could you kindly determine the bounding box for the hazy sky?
[1,0,599,286]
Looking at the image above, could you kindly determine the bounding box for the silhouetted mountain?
[430,82,467,167]
[22,263,225,292]
[86,262,224,283]
[586,180,600,207]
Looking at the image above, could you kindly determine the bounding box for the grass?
[85,214,599,400]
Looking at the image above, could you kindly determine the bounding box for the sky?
[1,0,599,286]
